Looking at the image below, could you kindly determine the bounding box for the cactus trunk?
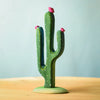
[36,9,65,88]
[44,61,55,88]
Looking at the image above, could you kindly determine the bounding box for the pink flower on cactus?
[60,28,65,32]
[48,7,54,13]
[35,25,39,29]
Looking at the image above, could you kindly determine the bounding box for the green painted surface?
[33,86,68,94]
[36,11,65,88]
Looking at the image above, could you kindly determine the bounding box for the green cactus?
[36,8,65,88]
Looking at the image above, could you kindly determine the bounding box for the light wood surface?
[0,77,100,100]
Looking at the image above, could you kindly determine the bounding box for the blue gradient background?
[0,0,100,78]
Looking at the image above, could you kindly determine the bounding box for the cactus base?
[33,86,69,94]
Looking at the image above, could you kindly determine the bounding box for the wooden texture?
[0,77,100,100]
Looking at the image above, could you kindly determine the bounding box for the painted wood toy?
[34,7,68,94]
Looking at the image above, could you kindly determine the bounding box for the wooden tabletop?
[0,77,100,100]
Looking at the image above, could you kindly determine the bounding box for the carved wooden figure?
[34,7,68,94]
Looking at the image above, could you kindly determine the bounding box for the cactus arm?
[36,27,46,74]
[53,30,65,59]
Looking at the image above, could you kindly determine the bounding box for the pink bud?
[35,25,39,29]
[60,28,65,32]
[48,7,54,13]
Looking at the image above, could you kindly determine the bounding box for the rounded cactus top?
[60,28,65,32]
[48,7,54,13]
[35,25,39,29]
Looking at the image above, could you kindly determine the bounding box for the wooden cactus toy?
[34,7,68,94]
